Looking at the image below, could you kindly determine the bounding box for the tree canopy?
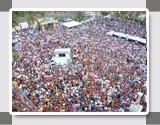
[101,11,110,16]
[12,11,50,27]
[73,11,86,22]
[112,11,146,25]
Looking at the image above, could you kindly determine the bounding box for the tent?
[19,22,29,29]
[62,21,81,28]
[107,31,146,44]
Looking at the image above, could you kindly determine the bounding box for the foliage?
[74,11,86,22]
[54,16,58,20]
[12,11,24,27]
[111,11,146,25]
[12,11,50,28]
[101,11,110,16]
[112,11,121,18]
[12,52,19,58]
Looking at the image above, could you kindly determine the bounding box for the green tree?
[113,11,121,18]
[12,12,19,27]
[101,11,110,16]
[120,11,128,18]
[23,11,38,26]
[74,11,86,22]
[141,16,146,25]
[12,11,24,27]
[12,11,49,30]
[12,52,19,58]
[112,11,146,25]
[37,11,48,17]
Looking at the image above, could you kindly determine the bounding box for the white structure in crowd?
[51,48,71,65]
[19,22,29,29]
[62,21,81,28]
[107,31,146,44]
[129,92,143,112]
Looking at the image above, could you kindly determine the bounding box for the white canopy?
[54,48,70,54]
[19,22,29,29]
[107,31,146,44]
[62,21,81,28]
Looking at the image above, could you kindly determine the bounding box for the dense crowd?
[12,16,147,112]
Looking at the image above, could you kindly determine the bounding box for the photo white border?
[9,8,149,115]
